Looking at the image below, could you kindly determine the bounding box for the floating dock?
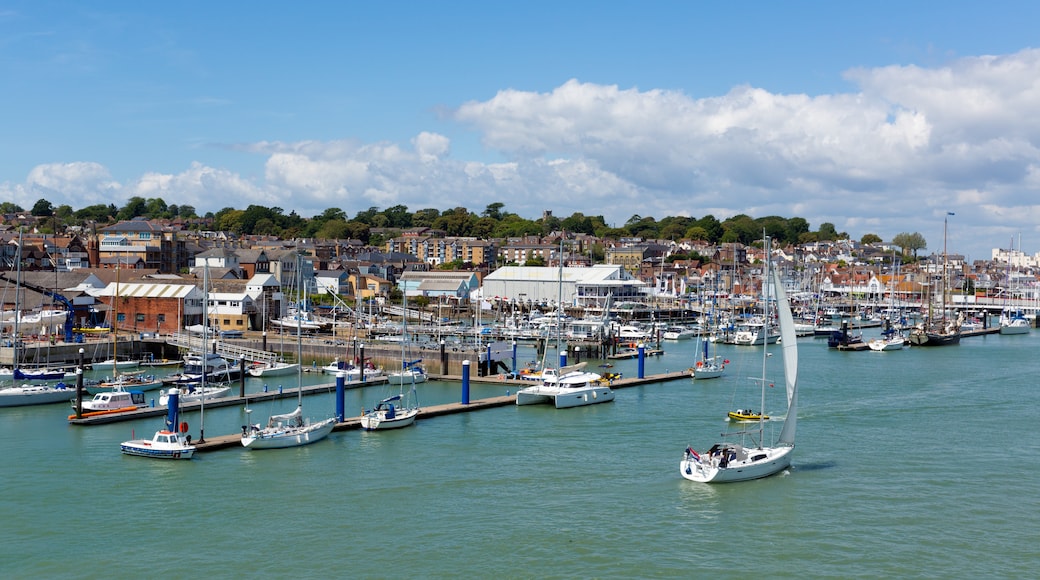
[69,370,691,452]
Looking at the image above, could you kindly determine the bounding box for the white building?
[482,265,646,308]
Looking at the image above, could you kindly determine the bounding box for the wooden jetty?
[70,369,692,452]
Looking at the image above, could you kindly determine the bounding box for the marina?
[2,322,1038,577]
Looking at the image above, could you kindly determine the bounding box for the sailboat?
[869,252,907,351]
[999,238,1030,335]
[909,212,961,346]
[386,293,427,385]
[242,255,335,449]
[361,292,421,431]
[680,236,798,483]
[516,239,614,408]
[691,273,727,380]
[0,229,76,407]
[247,286,302,377]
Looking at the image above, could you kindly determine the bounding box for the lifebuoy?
[179,421,189,433]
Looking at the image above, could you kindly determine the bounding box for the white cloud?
[7,49,1040,259]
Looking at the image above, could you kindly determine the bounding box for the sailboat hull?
[360,408,419,430]
[241,419,335,449]
[0,384,75,407]
[907,329,960,346]
[680,445,794,483]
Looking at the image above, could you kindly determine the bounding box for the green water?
[1,332,1038,578]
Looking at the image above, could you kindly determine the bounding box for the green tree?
[892,232,927,258]
[0,201,24,214]
[31,198,54,217]
[412,208,440,227]
[861,233,882,245]
[117,197,147,220]
[696,215,724,242]
[817,222,839,241]
[481,202,505,221]
[144,197,168,218]
[316,219,351,240]
[383,204,412,228]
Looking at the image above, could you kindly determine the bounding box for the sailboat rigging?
[361,290,421,430]
[908,212,961,346]
[0,229,76,407]
[515,237,614,408]
[680,235,799,483]
[242,253,335,449]
[691,271,727,380]
[999,237,1030,335]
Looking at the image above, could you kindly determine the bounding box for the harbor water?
[1,331,1038,578]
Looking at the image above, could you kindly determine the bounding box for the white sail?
[774,268,798,447]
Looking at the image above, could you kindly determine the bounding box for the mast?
[759,234,771,446]
[12,229,22,371]
[198,264,209,443]
[941,211,955,325]
[296,253,303,408]
[556,237,564,367]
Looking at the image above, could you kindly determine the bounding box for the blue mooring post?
[335,372,345,422]
[511,340,517,376]
[559,349,567,369]
[637,342,646,378]
[461,360,471,405]
[166,390,179,431]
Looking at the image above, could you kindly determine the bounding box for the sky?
[3,1,1040,262]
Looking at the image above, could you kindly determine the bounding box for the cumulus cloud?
[7,48,1040,258]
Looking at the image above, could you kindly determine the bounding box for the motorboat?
[120,429,195,460]
[727,408,769,422]
[76,389,148,414]
[164,352,239,385]
[662,326,697,340]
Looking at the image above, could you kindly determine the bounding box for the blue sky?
[3,1,1040,261]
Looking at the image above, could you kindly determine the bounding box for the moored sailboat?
[242,256,335,449]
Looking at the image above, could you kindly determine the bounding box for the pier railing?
[166,332,279,364]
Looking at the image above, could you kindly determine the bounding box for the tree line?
[3,197,929,256]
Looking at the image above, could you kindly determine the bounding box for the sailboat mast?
[760,235,771,443]
[199,264,208,442]
[13,229,22,370]
[556,237,564,366]
[296,253,303,408]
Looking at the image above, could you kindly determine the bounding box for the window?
[157,314,166,323]
[116,313,125,323]
[136,314,145,322]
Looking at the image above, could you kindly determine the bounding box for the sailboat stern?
[680,444,794,483]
